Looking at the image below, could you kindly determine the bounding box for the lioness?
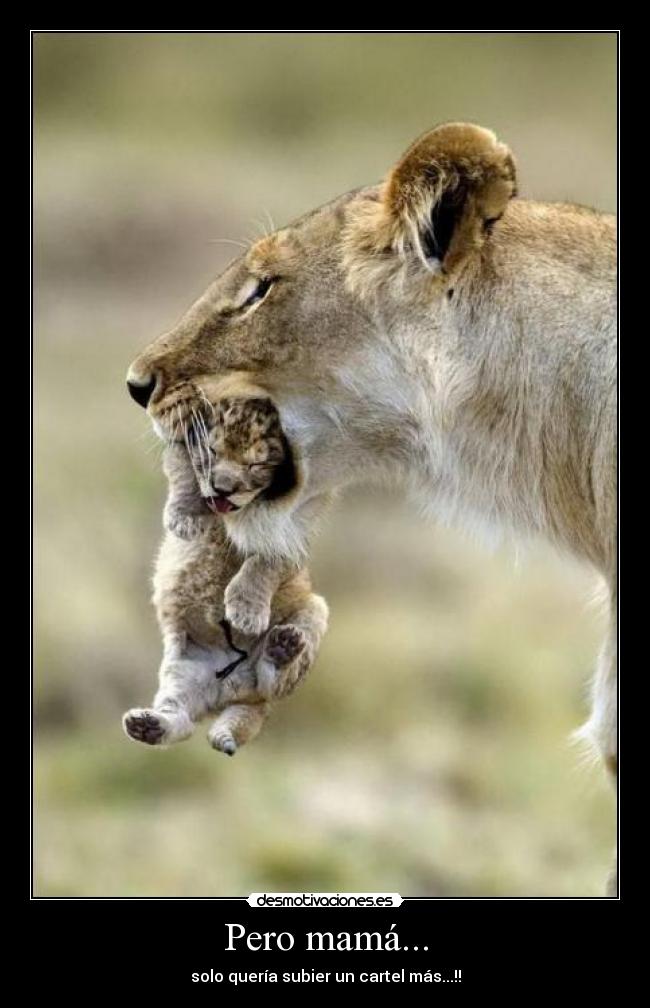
[127,123,616,893]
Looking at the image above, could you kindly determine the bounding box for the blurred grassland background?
[34,32,617,897]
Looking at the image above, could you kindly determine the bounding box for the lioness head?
[128,121,515,401]
[127,121,613,564]
[127,124,516,540]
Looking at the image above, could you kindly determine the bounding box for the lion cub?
[122,396,328,755]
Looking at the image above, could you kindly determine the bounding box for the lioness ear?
[384,123,517,274]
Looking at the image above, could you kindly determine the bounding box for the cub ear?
[384,122,517,274]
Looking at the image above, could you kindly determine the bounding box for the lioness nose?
[127,374,157,408]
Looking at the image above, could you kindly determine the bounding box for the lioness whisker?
[188,406,204,478]
[263,208,276,235]
[190,406,211,486]
[183,405,202,483]
[194,409,213,484]
[207,237,251,251]
[195,385,216,420]
[251,216,270,240]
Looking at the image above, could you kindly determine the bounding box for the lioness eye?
[242,277,274,309]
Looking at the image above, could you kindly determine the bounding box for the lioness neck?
[387,199,616,572]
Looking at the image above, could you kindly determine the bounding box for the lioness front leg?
[592,607,618,897]
[224,555,289,635]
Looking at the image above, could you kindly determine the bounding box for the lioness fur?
[127,123,617,892]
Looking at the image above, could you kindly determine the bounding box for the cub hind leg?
[123,637,219,747]
[207,701,270,756]
[258,593,329,699]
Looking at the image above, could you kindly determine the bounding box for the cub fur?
[123,395,328,755]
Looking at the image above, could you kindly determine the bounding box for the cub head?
[188,394,296,515]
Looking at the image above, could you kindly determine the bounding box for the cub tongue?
[206,496,235,515]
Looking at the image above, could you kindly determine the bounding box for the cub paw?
[265,625,307,668]
[165,511,212,540]
[122,708,170,746]
[224,587,271,637]
[207,726,238,757]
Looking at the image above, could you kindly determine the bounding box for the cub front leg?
[258,593,329,699]
[225,555,289,635]
[165,506,214,541]
[162,443,214,540]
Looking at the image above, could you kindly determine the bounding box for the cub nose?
[126,374,157,408]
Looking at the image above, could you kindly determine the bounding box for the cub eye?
[242,277,274,309]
